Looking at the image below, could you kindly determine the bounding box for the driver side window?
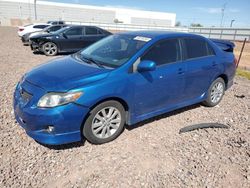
[65,27,83,36]
[142,38,180,66]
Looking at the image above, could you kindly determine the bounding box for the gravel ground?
[0,26,249,188]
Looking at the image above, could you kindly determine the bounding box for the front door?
[60,27,84,52]
[131,38,186,117]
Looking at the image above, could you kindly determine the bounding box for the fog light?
[46,126,54,133]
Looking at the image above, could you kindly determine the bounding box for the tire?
[42,42,58,56]
[83,100,125,144]
[202,77,225,107]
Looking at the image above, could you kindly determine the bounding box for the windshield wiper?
[80,55,105,68]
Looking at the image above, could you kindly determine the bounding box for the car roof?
[119,30,203,40]
[67,25,99,28]
[30,23,50,26]
[47,24,67,27]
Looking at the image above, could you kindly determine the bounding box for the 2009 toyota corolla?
[14,31,236,145]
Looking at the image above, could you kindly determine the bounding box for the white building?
[0,0,176,27]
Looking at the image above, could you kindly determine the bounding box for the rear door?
[60,26,84,52]
[181,37,219,101]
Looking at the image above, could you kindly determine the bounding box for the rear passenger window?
[142,39,180,66]
[207,43,215,56]
[85,27,98,35]
[183,38,213,59]
[98,29,103,34]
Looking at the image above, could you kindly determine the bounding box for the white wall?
[0,0,176,26]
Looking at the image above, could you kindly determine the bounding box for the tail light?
[19,28,24,32]
[234,57,238,68]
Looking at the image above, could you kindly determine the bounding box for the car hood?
[25,56,111,91]
[29,31,47,38]
[30,33,55,40]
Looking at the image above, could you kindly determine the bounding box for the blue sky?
[48,0,250,27]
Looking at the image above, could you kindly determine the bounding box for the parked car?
[29,25,111,56]
[18,23,51,37]
[47,20,65,25]
[14,31,236,145]
[21,25,68,45]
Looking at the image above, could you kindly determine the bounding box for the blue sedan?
[13,31,236,145]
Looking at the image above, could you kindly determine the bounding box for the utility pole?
[34,0,37,20]
[230,19,235,27]
[220,3,227,27]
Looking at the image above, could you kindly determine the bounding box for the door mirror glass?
[137,60,156,72]
[62,32,67,38]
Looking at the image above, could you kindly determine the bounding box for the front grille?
[20,87,32,103]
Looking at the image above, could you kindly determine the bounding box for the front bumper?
[13,81,89,145]
[21,36,30,45]
[30,42,40,51]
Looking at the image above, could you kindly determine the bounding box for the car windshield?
[78,34,148,68]
[42,26,52,32]
[53,26,71,34]
[24,24,33,27]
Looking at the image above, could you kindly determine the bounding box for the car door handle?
[178,68,185,74]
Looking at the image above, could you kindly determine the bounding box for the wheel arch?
[39,39,59,49]
[80,97,130,135]
[217,74,228,89]
[41,40,59,55]
[89,97,129,112]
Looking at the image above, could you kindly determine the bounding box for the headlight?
[37,92,83,108]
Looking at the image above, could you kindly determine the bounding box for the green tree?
[190,23,203,27]
[175,21,181,27]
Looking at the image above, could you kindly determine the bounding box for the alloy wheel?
[43,42,57,56]
[91,107,121,139]
[210,82,224,104]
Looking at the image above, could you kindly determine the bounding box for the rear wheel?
[203,77,225,107]
[42,42,58,56]
[83,101,125,144]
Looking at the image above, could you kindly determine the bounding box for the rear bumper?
[226,78,234,90]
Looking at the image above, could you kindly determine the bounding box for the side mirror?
[62,33,68,38]
[137,60,156,72]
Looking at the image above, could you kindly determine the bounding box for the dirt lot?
[0,26,249,188]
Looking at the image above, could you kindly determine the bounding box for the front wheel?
[83,101,125,144]
[42,42,58,56]
[203,77,225,107]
